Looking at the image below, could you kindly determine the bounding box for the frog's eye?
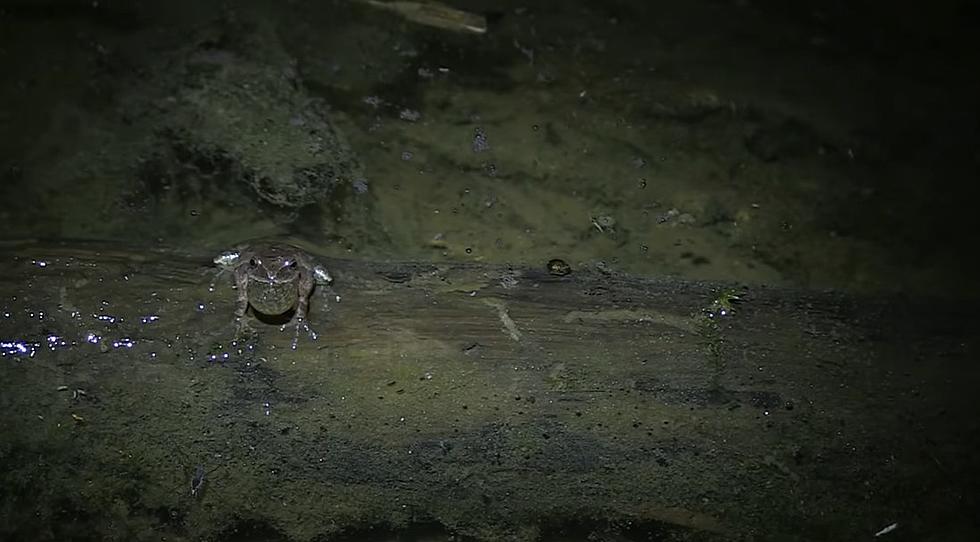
[249,257,258,267]
[287,260,298,268]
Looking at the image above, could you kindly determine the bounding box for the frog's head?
[246,253,301,285]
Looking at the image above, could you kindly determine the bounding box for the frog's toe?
[288,318,319,350]
[235,318,257,340]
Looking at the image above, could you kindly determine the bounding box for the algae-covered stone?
[172,46,364,208]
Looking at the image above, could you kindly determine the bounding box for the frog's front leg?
[289,271,318,349]
[233,270,252,335]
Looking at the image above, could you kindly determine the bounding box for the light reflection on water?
[0,333,137,358]
[1,338,35,357]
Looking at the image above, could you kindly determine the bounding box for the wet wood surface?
[1,239,977,541]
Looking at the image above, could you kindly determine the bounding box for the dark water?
[1,1,977,541]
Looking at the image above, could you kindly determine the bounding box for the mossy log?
[0,239,976,541]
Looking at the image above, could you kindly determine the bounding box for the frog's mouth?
[254,272,298,285]
[254,276,291,285]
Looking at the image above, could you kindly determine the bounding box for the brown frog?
[213,243,333,347]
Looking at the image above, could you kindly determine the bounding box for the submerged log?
[0,239,976,541]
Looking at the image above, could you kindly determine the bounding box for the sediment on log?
[0,240,976,541]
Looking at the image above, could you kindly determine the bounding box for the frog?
[213,243,333,348]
